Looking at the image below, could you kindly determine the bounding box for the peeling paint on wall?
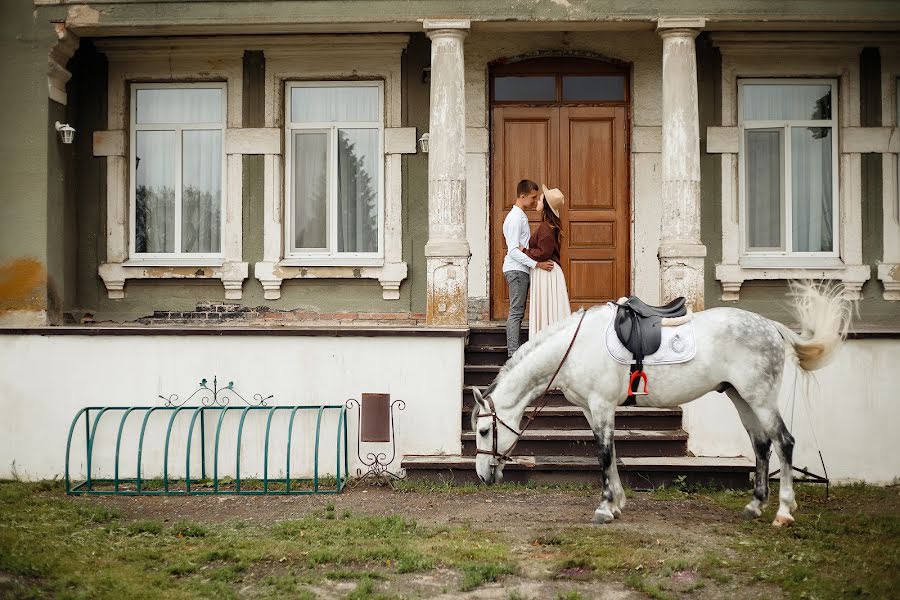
[0,258,48,313]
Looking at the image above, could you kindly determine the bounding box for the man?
[503,179,554,357]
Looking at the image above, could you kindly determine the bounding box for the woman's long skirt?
[529,262,571,339]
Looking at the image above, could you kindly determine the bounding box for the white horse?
[471,282,851,527]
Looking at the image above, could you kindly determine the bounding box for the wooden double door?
[490,105,630,320]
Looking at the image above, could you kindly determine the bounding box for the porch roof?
[39,0,900,37]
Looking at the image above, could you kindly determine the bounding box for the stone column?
[423,19,470,326]
[657,18,707,310]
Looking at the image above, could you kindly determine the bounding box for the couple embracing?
[503,179,570,358]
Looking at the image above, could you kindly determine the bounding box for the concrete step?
[462,386,572,407]
[465,345,511,366]
[461,405,684,431]
[460,428,689,458]
[401,455,754,490]
[468,326,527,348]
[465,364,505,387]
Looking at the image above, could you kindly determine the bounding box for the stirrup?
[628,370,649,396]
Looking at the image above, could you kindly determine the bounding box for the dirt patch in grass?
[1,480,898,599]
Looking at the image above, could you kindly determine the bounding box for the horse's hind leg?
[767,413,797,527]
[726,389,771,518]
[737,392,797,526]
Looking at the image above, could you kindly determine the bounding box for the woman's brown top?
[524,222,561,265]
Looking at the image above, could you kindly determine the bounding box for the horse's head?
[471,385,519,485]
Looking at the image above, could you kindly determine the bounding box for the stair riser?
[404,468,750,490]
[465,351,509,366]
[461,439,688,458]
[461,413,683,431]
[468,331,526,347]
[466,371,503,387]
[463,390,570,407]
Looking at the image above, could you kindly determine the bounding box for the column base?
[659,244,707,311]
[426,256,468,327]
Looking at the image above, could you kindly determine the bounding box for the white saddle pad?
[604,303,696,366]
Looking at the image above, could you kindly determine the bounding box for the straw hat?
[541,184,565,218]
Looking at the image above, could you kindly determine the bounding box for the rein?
[476,310,587,465]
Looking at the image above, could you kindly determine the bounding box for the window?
[739,80,838,256]
[284,81,383,261]
[130,83,226,259]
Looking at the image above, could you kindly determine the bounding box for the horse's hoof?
[592,509,615,525]
[743,504,762,519]
[772,514,795,528]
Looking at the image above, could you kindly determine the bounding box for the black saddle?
[614,296,688,403]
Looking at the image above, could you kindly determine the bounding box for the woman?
[521,184,571,338]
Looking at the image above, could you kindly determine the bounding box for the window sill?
[99,261,249,300]
[254,261,408,301]
[279,257,385,268]
[123,257,225,268]
[738,256,845,269]
[716,262,871,301]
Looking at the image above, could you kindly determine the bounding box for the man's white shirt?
[503,204,537,274]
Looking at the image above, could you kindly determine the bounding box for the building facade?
[2,0,899,484]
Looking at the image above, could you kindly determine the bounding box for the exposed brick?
[364,312,409,320]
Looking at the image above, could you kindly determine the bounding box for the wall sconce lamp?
[55,121,75,144]
[418,132,429,154]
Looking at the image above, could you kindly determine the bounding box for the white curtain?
[742,84,831,121]
[791,127,833,252]
[136,88,222,124]
[742,83,833,252]
[745,129,782,250]
[181,130,222,253]
[135,87,223,254]
[135,130,175,253]
[290,86,378,123]
[337,129,379,253]
[293,131,328,249]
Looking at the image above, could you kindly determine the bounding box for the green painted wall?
[699,40,900,328]
[0,2,68,323]
[69,35,432,322]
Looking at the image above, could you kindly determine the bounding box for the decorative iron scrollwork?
[345,397,405,481]
[159,375,273,407]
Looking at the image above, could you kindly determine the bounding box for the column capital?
[656,17,705,37]
[423,19,471,39]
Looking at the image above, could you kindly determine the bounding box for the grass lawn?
[0,480,898,599]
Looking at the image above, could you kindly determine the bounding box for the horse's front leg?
[591,406,618,525]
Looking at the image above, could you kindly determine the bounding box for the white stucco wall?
[683,338,900,484]
[0,333,464,482]
[464,31,665,307]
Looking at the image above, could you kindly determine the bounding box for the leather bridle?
[475,311,587,468]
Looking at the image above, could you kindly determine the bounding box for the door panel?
[490,104,628,320]
[559,106,629,312]
[490,107,558,320]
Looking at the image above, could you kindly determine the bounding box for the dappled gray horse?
[471,283,851,527]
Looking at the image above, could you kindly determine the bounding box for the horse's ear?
[472,387,487,410]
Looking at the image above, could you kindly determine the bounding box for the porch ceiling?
[41,1,900,37]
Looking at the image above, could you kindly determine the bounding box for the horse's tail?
[772,281,854,372]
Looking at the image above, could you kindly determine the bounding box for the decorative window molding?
[879,46,900,300]
[254,35,412,300]
[93,39,248,299]
[709,33,872,300]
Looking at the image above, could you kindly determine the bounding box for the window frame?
[128,82,228,264]
[283,80,385,265]
[737,78,840,261]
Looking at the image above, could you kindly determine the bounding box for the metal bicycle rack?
[65,376,349,496]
